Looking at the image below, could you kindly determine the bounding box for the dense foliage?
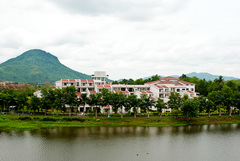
[1,74,240,118]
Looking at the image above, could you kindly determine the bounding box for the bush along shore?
[1,114,240,131]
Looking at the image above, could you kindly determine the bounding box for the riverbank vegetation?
[1,114,240,131]
[1,75,240,131]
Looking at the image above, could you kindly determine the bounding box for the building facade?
[54,71,198,113]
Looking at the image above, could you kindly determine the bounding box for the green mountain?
[0,49,92,83]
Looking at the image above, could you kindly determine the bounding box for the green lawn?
[1,114,240,131]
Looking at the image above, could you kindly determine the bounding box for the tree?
[156,97,165,118]
[118,92,127,118]
[208,91,223,117]
[0,92,7,113]
[88,93,102,117]
[168,92,181,110]
[233,98,240,116]
[54,88,65,116]
[222,86,234,116]
[181,98,199,119]
[206,99,213,118]
[14,91,28,114]
[128,94,140,118]
[80,93,89,114]
[140,94,155,118]
[29,95,40,115]
[64,86,78,117]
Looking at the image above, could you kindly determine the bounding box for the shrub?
[33,117,40,120]
[42,117,58,121]
[62,117,85,122]
[18,116,32,120]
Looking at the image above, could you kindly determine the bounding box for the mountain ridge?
[0,49,92,83]
[143,72,239,81]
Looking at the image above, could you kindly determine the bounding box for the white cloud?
[0,0,240,80]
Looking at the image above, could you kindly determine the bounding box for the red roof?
[69,79,76,82]
[179,80,195,85]
[97,84,111,88]
[104,84,111,88]
[89,91,96,94]
[158,80,176,84]
[88,80,94,82]
[145,80,160,84]
[81,79,87,82]
[140,91,147,94]
[186,90,194,94]
[115,91,129,94]
[150,97,157,100]
[160,76,179,80]
[62,79,68,82]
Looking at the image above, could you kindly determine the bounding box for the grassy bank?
[1,114,240,131]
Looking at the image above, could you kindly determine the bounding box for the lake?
[1,124,240,161]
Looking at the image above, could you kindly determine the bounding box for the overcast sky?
[0,0,240,80]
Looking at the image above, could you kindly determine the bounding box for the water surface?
[1,124,240,161]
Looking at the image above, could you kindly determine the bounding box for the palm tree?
[234,98,240,117]
[0,92,7,113]
[80,93,89,114]
[156,97,165,118]
[128,94,139,118]
[64,86,78,117]
[206,99,213,118]
[29,95,40,115]
[118,92,127,118]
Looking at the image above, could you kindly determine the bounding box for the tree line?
[1,75,240,118]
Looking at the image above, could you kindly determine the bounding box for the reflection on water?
[1,124,240,161]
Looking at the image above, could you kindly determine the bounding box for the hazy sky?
[0,0,240,80]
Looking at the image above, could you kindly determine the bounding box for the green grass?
[1,114,240,131]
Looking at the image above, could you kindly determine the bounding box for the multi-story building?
[54,71,198,113]
[0,81,6,86]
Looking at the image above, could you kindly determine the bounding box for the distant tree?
[168,92,181,110]
[134,78,145,85]
[64,86,78,117]
[181,98,199,119]
[29,95,40,115]
[128,94,140,118]
[206,99,214,118]
[208,91,224,117]
[41,81,52,88]
[155,97,166,118]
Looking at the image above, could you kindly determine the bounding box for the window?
[177,89,180,92]
[64,83,67,86]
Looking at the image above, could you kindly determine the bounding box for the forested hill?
[0,49,91,83]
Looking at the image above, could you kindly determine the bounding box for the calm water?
[1,124,240,161]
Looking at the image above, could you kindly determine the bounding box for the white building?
[54,71,198,114]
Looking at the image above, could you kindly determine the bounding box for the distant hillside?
[185,72,239,81]
[0,49,92,83]
[143,72,239,81]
